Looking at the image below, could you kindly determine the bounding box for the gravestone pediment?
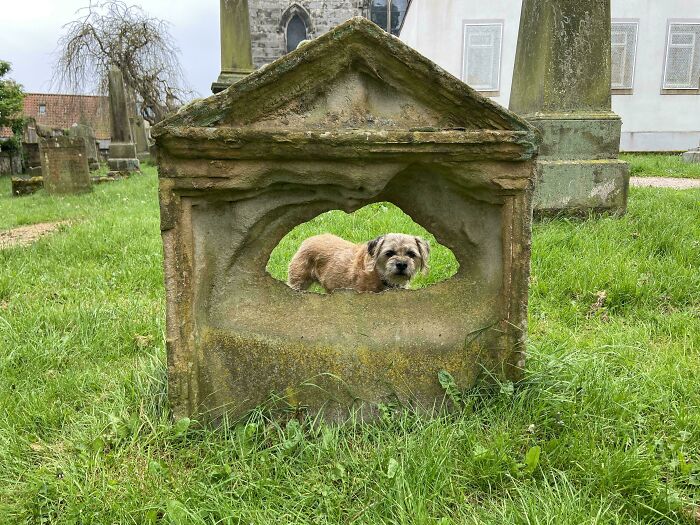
[158,17,531,134]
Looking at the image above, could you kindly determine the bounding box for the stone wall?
[0,150,22,175]
[249,1,368,67]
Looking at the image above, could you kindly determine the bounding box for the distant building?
[247,1,412,68]
[400,0,700,152]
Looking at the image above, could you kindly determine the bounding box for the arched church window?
[369,0,410,36]
[286,14,308,53]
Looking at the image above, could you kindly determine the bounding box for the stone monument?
[509,0,629,216]
[127,88,150,162]
[211,0,255,93]
[67,124,100,171]
[107,66,140,175]
[683,144,700,164]
[39,136,92,195]
[154,18,539,422]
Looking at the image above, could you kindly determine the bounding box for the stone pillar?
[211,0,255,93]
[510,0,629,216]
[127,88,151,162]
[107,66,140,175]
[39,136,92,195]
[66,124,100,171]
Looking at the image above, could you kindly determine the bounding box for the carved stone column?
[211,0,255,93]
[107,66,140,174]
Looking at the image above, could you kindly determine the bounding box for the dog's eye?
[385,250,396,258]
[406,251,416,258]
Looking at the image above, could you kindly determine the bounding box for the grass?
[1,166,699,523]
[622,153,700,180]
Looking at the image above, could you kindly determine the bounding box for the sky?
[0,0,221,98]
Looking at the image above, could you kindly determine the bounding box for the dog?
[287,233,430,293]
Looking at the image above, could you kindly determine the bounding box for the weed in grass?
[0,170,698,523]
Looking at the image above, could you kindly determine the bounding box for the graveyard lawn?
[0,167,699,523]
[623,153,700,180]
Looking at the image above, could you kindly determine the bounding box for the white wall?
[400,0,700,151]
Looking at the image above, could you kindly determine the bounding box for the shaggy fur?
[287,233,430,293]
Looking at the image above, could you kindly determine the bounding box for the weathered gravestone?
[154,18,539,422]
[107,66,140,176]
[40,136,92,195]
[67,124,100,171]
[683,144,700,164]
[510,0,629,216]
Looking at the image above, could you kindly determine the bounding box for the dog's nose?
[395,262,408,272]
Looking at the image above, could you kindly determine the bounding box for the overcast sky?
[0,0,220,98]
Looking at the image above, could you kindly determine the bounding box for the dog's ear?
[415,237,431,274]
[365,235,385,271]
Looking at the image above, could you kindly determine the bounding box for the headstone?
[11,176,43,197]
[509,0,629,216]
[39,136,92,195]
[67,124,100,171]
[154,18,539,422]
[683,145,700,163]
[127,88,150,162]
[211,0,255,93]
[107,66,140,175]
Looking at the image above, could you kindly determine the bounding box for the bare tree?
[53,0,192,124]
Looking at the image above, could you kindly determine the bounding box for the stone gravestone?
[107,66,140,176]
[683,143,700,164]
[510,0,629,216]
[211,0,255,93]
[67,124,100,171]
[40,136,92,195]
[154,18,539,422]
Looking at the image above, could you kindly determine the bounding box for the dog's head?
[366,233,430,287]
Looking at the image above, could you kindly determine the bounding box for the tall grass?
[0,169,698,523]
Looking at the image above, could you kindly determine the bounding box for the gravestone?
[154,18,539,422]
[107,66,140,175]
[510,0,629,216]
[127,88,150,162]
[683,144,700,164]
[11,176,43,196]
[67,124,100,171]
[212,0,255,93]
[39,136,92,195]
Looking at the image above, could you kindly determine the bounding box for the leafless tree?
[53,0,192,124]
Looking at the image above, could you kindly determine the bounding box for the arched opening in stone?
[286,14,308,53]
[267,202,459,293]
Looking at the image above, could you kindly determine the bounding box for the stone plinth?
[155,18,539,422]
[11,176,43,197]
[39,136,92,195]
[212,0,255,93]
[510,0,629,216]
[683,147,700,163]
[107,66,140,175]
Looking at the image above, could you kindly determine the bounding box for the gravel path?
[630,177,700,190]
[0,221,68,250]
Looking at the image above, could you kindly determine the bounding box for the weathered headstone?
[155,18,539,422]
[509,0,629,216]
[127,88,150,162]
[107,66,140,175]
[39,136,92,195]
[211,0,255,93]
[67,124,100,171]
[683,144,700,163]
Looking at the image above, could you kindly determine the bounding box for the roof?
[156,17,534,135]
[22,93,111,140]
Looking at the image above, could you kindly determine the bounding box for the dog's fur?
[287,233,430,293]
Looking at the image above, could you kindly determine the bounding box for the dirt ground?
[0,221,69,250]
[630,177,700,190]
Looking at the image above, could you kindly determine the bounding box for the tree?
[53,0,191,125]
[0,61,25,152]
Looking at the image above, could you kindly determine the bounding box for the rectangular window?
[663,22,700,90]
[611,22,638,90]
[462,22,503,92]
[38,104,46,115]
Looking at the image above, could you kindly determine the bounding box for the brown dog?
[287,233,430,293]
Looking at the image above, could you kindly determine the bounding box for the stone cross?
[211,0,255,93]
[509,0,629,216]
[107,66,140,175]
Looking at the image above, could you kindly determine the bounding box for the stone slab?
[683,150,700,164]
[11,176,43,196]
[39,136,92,195]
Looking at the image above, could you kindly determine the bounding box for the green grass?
[622,153,700,180]
[1,168,699,523]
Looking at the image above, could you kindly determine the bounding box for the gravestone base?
[683,149,700,164]
[211,68,254,93]
[528,114,629,216]
[107,142,140,175]
[11,176,43,197]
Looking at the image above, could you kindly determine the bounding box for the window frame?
[460,20,504,96]
[368,0,413,37]
[38,103,47,115]
[610,19,639,95]
[661,19,700,94]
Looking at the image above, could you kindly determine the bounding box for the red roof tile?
[23,93,111,140]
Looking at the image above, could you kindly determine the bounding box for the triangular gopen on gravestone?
[153,17,540,422]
